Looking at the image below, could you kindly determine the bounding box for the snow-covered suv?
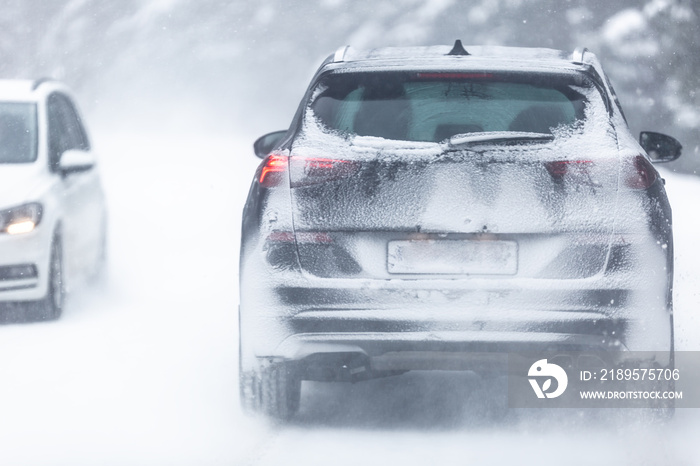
[240,42,682,418]
[0,79,107,321]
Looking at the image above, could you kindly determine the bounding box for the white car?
[0,79,106,321]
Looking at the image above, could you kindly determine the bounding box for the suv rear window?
[0,103,38,163]
[309,72,593,142]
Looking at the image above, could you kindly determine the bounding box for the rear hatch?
[286,69,620,280]
[287,136,620,280]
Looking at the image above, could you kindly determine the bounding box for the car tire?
[240,362,302,420]
[649,405,675,423]
[612,369,676,424]
[649,377,676,423]
[239,370,262,414]
[37,235,64,321]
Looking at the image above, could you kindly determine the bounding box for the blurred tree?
[589,0,700,171]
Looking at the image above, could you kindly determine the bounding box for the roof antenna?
[447,39,470,56]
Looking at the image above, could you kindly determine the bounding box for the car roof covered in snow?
[325,44,597,74]
[0,79,72,101]
[0,80,39,101]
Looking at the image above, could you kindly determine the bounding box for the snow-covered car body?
[0,79,107,320]
[239,44,680,418]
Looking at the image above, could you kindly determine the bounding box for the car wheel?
[38,236,64,321]
[240,362,301,420]
[648,405,675,423]
[611,370,676,425]
[648,377,676,423]
[239,369,259,413]
[261,362,301,420]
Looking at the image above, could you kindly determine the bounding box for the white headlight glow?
[6,220,36,235]
[0,203,43,235]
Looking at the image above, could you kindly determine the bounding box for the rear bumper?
[240,279,672,373]
[293,348,671,380]
[239,224,673,374]
[275,329,620,366]
[252,331,672,383]
[281,307,626,357]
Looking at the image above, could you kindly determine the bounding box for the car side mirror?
[59,149,95,175]
[253,130,287,159]
[640,132,682,163]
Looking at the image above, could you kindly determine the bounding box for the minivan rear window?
[309,72,593,142]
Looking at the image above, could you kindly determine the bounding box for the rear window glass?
[0,102,38,163]
[309,72,593,142]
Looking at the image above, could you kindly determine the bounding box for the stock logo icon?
[528,359,568,399]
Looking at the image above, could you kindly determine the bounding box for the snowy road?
[0,131,698,465]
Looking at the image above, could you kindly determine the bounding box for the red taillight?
[259,153,289,187]
[290,156,360,187]
[266,231,295,242]
[544,160,594,180]
[260,154,359,187]
[625,155,658,189]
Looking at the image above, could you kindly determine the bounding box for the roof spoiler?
[571,47,589,65]
[333,45,350,63]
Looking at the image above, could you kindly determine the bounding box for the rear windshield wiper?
[448,131,555,147]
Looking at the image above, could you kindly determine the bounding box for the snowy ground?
[0,131,698,465]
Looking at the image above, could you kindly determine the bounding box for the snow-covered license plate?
[387,240,518,275]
